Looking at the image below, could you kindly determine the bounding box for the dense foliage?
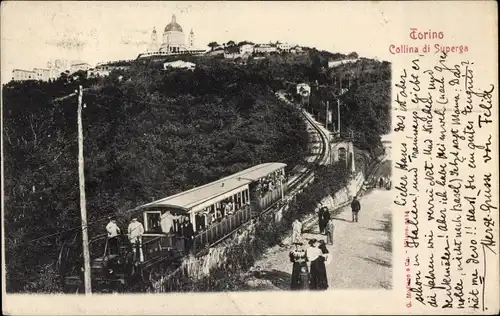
[3,47,391,293]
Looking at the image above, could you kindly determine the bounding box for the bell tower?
[148,27,159,52]
[188,29,195,48]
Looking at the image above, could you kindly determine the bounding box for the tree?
[347,52,359,59]
[207,41,219,51]
[237,41,254,46]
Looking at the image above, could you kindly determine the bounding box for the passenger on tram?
[224,202,233,216]
[195,213,205,231]
[128,217,145,262]
[215,208,223,221]
[105,217,121,255]
[206,211,214,227]
[160,211,183,234]
[182,216,194,254]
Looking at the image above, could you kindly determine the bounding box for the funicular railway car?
[63,163,286,293]
[141,162,287,254]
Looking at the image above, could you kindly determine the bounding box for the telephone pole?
[77,85,92,294]
[338,77,342,136]
[337,98,341,136]
[325,100,329,130]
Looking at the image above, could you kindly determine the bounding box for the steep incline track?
[199,94,331,248]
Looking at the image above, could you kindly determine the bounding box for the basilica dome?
[164,14,183,32]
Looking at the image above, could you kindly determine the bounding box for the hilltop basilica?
[139,14,204,58]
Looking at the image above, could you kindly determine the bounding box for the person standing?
[318,206,325,234]
[106,217,121,254]
[128,217,145,262]
[322,206,331,234]
[316,240,329,290]
[351,196,361,222]
[160,212,182,235]
[306,239,323,290]
[386,178,392,190]
[326,218,335,245]
[291,219,303,244]
[289,241,309,290]
[182,216,195,255]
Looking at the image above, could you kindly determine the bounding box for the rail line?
[198,95,330,249]
[155,95,332,292]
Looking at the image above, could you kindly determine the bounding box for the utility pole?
[337,98,341,136]
[77,85,92,294]
[325,100,329,130]
[325,100,332,165]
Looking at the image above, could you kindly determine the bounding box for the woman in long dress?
[306,239,323,290]
[316,240,330,290]
[289,241,308,290]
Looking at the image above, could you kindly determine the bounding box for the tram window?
[236,192,242,208]
[145,212,162,233]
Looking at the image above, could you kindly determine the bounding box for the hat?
[308,239,317,246]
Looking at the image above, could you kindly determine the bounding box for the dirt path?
[247,164,392,290]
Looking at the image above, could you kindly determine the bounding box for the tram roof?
[139,162,286,211]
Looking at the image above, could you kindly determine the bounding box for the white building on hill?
[239,44,255,54]
[277,42,292,52]
[70,62,92,73]
[163,60,196,71]
[12,69,36,81]
[254,44,277,53]
[138,14,205,59]
[328,58,359,68]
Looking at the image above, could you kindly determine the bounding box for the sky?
[1,1,495,84]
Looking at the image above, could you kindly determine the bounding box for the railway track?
[157,94,332,292]
[206,94,330,247]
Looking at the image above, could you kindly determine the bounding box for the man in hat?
[182,216,195,255]
[128,217,145,262]
[322,206,331,233]
[318,205,325,234]
[106,217,121,254]
[351,196,361,222]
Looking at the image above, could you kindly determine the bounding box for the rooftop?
[138,162,286,211]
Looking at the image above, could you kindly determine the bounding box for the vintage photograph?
[2,1,392,295]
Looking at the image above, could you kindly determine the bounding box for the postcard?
[1,1,498,315]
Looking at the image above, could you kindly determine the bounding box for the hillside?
[3,57,309,292]
[3,46,391,292]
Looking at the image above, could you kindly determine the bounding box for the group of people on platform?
[105,215,196,259]
[105,216,146,261]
